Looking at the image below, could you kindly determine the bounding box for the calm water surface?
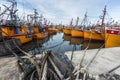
[22,32,104,54]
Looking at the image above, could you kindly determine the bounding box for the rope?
[79,30,92,69]
[70,45,76,61]
[85,30,111,70]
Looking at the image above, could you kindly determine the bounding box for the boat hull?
[1,27,15,37]
[33,26,39,33]
[84,31,104,41]
[33,32,48,39]
[63,29,71,35]
[48,27,58,32]
[105,30,120,48]
[71,29,83,37]
[12,34,32,44]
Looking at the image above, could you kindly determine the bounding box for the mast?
[102,5,107,44]
[34,9,38,26]
[0,0,18,26]
[101,5,106,27]
[80,11,88,30]
[75,17,79,27]
[69,18,73,28]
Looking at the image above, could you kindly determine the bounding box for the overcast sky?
[0,0,120,25]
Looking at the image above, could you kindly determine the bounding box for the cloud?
[1,0,120,25]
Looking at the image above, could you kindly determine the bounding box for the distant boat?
[71,29,83,37]
[63,28,72,35]
[27,9,48,39]
[63,18,73,35]
[71,17,83,37]
[0,1,32,44]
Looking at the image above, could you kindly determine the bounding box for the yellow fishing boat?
[105,29,120,48]
[63,18,73,35]
[71,29,83,37]
[1,27,15,37]
[71,17,83,37]
[33,26,48,39]
[84,30,104,41]
[48,27,58,32]
[63,28,71,35]
[47,27,57,35]
[12,34,32,44]
[33,26,39,33]
[33,32,48,39]
[84,6,106,41]
[12,25,32,44]
[0,26,32,44]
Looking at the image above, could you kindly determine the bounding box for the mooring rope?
[79,30,92,69]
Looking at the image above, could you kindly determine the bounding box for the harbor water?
[22,32,104,55]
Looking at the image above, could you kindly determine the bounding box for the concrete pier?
[65,47,120,75]
[0,55,42,80]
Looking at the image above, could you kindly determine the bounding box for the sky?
[0,0,120,25]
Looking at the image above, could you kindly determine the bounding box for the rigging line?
[0,29,26,65]
[108,64,120,73]
[85,30,111,71]
[36,38,41,53]
[70,44,76,61]
[79,30,92,69]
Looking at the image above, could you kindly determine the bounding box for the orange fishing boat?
[33,26,48,39]
[0,1,32,44]
[71,29,83,37]
[47,26,57,35]
[48,27,58,32]
[63,18,73,35]
[0,24,32,44]
[27,9,48,39]
[71,17,84,37]
[63,28,72,35]
[105,29,120,48]
[12,25,32,44]
[33,31,48,39]
[84,30,104,41]
[1,26,15,37]
[12,34,32,44]
[71,13,89,38]
[84,6,106,41]
[33,32,48,39]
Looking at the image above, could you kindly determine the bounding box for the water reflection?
[70,37,84,45]
[22,33,104,55]
[62,34,71,41]
[82,40,104,50]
